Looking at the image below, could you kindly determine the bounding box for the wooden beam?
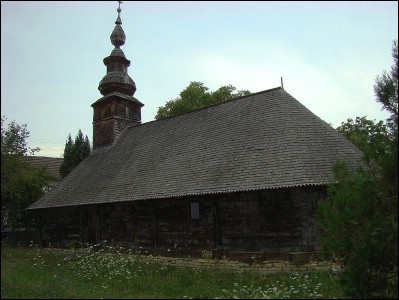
[151,199,158,249]
[213,198,222,249]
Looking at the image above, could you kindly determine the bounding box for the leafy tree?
[337,116,392,165]
[1,116,53,229]
[59,129,91,178]
[318,161,397,298]
[155,81,251,120]
[373,39,398,196]
[317,40,398,298]
[374,39,398,130]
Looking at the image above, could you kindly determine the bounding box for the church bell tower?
[92,1,144,149]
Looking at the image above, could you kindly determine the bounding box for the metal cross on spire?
[117,1,123,18]
[115,1,123,24]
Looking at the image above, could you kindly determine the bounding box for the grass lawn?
[1,244,346,299]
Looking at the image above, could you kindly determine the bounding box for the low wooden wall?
[37,185,327,256]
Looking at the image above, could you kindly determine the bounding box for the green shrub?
[317,161,398,298]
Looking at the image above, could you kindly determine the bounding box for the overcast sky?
[1,1,398,157]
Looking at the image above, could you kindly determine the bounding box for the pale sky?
[1,1,398,157]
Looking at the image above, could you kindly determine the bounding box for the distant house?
[1,156,63,241]
[27,4,363,260]
[26,156,63,186]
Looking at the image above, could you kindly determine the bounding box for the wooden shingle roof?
[28,87,363,209]
[26,156,63,181]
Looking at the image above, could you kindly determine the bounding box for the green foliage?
[317,162,397,298]
[373,39,398,197]
[1,116,54,229]
[59,134,73,178]
[374,39,398,129]
[317,40,398,298]
[59,129,91,178]
[337,117,392,165]
[155,81,251,120]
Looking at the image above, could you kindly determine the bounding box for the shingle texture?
[28,87,363,209]
[110,48,126,59]
[26,156,63,181]
[92,92,143,107]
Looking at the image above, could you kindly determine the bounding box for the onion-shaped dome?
[111,24,125,47]
[110,6,125,47]
[98,72,136,96]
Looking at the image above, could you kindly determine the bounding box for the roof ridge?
[27,156,63,160]
[130,86,283,129]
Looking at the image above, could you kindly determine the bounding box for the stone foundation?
[128,252,341,274]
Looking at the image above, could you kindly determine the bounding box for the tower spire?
[92,2,144,149]
[98,1,135,96]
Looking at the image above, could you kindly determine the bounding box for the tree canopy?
[59,130,91,178]
[155,81,251,120]
[1,116,53,229]
[374,39,398,129]
[337,116,392,165]
[317,40,398,298]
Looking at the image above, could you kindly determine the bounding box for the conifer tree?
[59,134,74,178]
[59,130,91,178]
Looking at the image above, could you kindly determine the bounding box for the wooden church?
[28,3,363,259]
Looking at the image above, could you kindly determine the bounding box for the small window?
[191,202,200,220]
